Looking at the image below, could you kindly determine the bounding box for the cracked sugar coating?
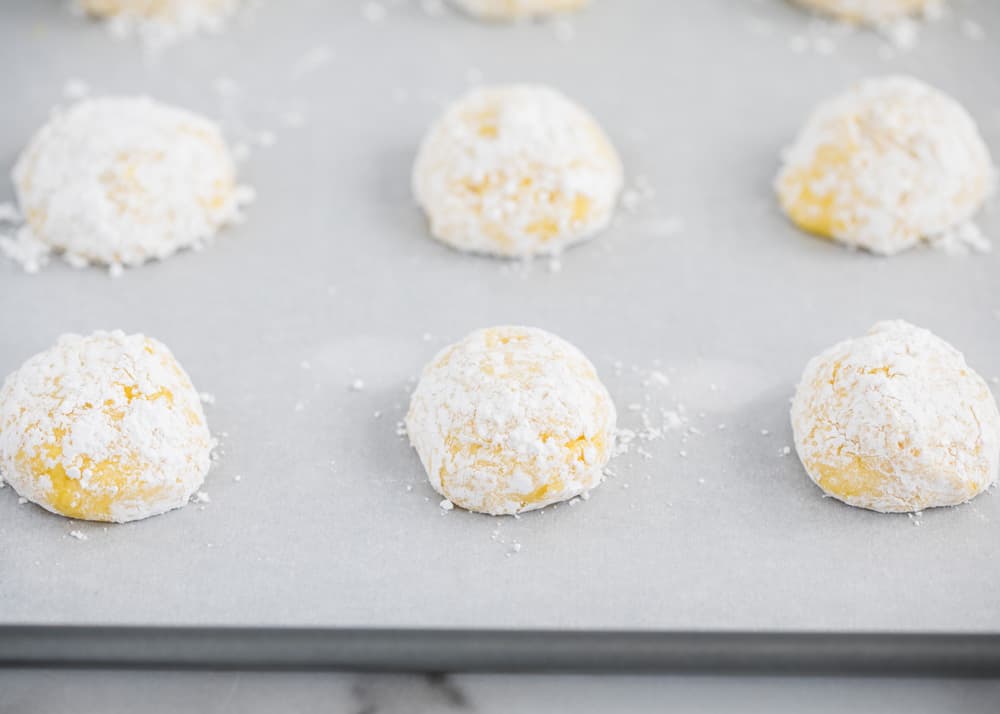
[412,85,623,258]
[791,0,936,23]
[0,331,213,523]
[406,326,617,515]
[775,76,995,256]
[791,320,1000,513]
[13,96,250,269]
[451,0,587,20]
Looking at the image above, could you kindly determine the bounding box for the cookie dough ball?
[13,96,249,269]
[451,0,586,20]
[79,0,238,33]
[413,85,623,258]
[791,320,1000,513]
[791,0,935,24]
[406,326,617,515]
[776,76,995,255]
[0,331,213,523]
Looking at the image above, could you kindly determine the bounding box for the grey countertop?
[2,670,1000,714]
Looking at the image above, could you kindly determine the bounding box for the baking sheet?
[0,0,998,635]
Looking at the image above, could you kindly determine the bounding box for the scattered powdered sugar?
[879,16,921,50]
[191,490,211,504]
[0,225,50,275]
[930,220,993,255]
[620,175,655,214]
[607,362,689,467]
[68,530,88,541]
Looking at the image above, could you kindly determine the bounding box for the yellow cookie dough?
[451,0,587,20]
[791,320,1000,513]
[0,331,213,523]
[406,326,617,515]
[776,76,995,255]
[791,0,937,24]
[412,84,623,258]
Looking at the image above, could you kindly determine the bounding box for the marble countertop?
[2,671,999,714]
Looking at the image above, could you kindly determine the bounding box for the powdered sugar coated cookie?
[791,0,939,24]
[776,76,995,255]
[406,326,616,515]
[0,331,213,523]
[13,96,251,270]
[451,0,586,20]
[413,85,622,258]
[791,320,999,513]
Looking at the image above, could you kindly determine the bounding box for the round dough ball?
[775,76,995,255]
[451,0,587,20]
[791,320,1000,513]
[412,85,623,258]
[406,326,617,515]
[14,96,249,268]
[791,0,935,24]
[0,331,213,523]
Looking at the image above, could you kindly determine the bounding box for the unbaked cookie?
[406,326,617,515]
[13,96,250,269]
[0,331,213,523]
[78,0,238,44]
[775,76,995,255]
[451,0,587,20]
[791,0,937,24]
[791,320,1000,513]
[412,84,623,258]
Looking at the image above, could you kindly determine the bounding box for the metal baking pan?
[1,0,998,672]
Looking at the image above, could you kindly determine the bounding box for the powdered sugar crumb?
[0,227,50,274]
[192,491,211,504]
